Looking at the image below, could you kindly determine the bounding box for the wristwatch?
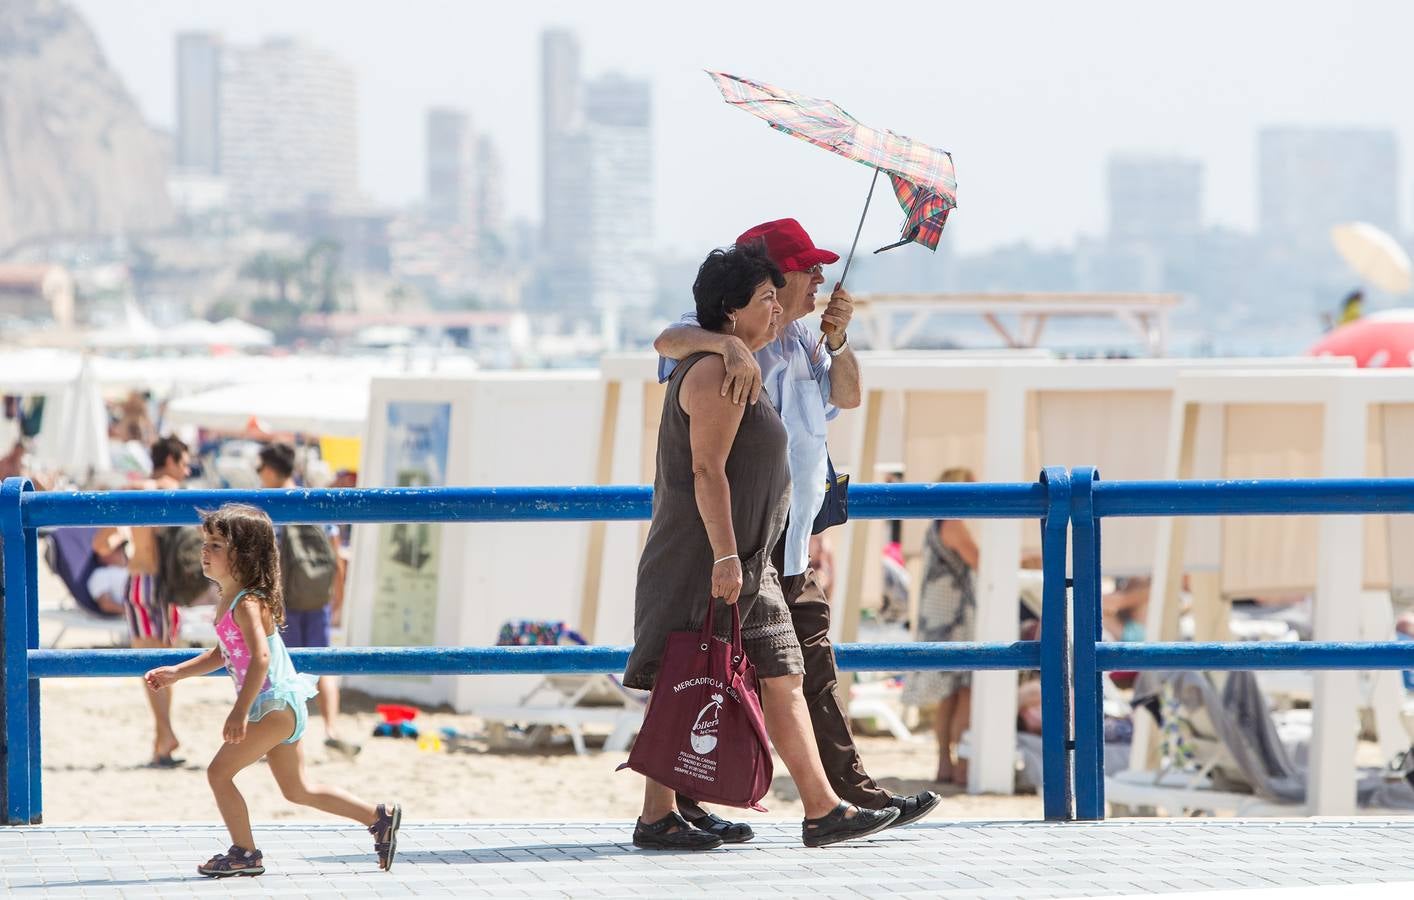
[826,332,849,356]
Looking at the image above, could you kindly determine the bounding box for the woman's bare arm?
[656,325,763,406]
[940,519,980,569]
[682,355,749,604]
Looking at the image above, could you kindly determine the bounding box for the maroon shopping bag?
[618,600,774,811]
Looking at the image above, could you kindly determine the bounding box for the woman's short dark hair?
[693,240,785,331]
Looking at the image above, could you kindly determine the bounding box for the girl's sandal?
[369,802,402,871]
[197,845,265,878]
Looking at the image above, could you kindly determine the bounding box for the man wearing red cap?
[655,219,941,843]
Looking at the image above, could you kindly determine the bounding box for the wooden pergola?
[852,292,1183,355]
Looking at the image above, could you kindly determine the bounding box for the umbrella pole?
[837,168,881,287]
[820,168,882,355]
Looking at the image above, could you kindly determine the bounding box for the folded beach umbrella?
[707,70,957,282]
[1330,222,1412,295]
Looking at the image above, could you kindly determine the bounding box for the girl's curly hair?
[200,503,285,627]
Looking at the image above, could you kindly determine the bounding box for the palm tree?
[301,239,343,313]
[241,251,302,304]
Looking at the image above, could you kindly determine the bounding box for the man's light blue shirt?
[659,316,838,576]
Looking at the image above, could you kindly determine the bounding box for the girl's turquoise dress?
[215,589,319,743]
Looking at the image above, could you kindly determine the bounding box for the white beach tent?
[83,299,272,351]
[211,318,275,348]
[165,378,370,438]
[162,354,482,438]
[587,350,1358,797]
[0,349,110,479]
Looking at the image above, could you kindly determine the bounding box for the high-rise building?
[539,29,590,308]
[1107,155,1202,243]
[426,108,477,229]
[537,30,655,344]
[1258,127,1399,247]
[220,37,358,214]
[584,73,654,338]
[476,134,506,242]
[175,32,222,175]
[541,29,582,249]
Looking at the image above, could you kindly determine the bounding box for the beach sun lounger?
[469,621,646,756]
[1111,669,1414,816]
[40,527,128,648]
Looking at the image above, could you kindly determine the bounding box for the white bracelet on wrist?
[713,554,738,565]
[827,332,849,356]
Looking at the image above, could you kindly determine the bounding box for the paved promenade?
[2,818,1414,898]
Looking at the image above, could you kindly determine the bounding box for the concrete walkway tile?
[4,818,1414,897]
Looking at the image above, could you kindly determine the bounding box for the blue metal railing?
[1067,470,1414,820]
[9,472,1414,828]
[1,471,1071,826]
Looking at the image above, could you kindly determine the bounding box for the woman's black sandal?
[686,811,755,844]
[633,812,724,851]
[197,845,265,877]
[370,802,402,871]
[802,802,899,848]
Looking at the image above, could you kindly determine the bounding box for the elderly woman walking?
[622,242,897,850]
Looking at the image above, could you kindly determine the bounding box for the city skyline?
[539,30,655,343]
[71,1,1414,258]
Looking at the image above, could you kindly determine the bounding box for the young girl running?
[144,503,401,877]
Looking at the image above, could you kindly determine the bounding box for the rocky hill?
[0,0,172,254]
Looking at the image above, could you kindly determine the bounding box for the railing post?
[24,518,40,825]
[1,477,33,825]
[1038,467,1073,821]
[1069,467,1105,821]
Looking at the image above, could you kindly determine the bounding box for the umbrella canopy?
[707,71,956,257]
[1330,222,1412,294]
[1310,309,1414,368]
[38,354,112,480]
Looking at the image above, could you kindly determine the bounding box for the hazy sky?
[72,0,1414,256]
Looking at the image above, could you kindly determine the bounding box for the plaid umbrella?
[707,71,957,279]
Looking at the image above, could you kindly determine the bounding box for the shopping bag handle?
[699,597,745,663]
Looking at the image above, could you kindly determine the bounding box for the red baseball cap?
[736,218,840,274]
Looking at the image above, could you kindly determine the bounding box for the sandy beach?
[38,675,1042,825]
[32,557,1040,826]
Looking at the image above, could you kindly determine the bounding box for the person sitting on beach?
[85,532,132,616]
[0,438,48,490]
[622,242,898,850]
[1102,577,1150,642]
[143,504,401,877]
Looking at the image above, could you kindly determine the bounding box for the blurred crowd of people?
[2,427,361,768]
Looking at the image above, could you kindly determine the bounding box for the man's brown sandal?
[802,802,899,848]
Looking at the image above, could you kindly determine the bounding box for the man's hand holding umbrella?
[819,282,855,353]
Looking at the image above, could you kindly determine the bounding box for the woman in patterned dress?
[903,467,978,786]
